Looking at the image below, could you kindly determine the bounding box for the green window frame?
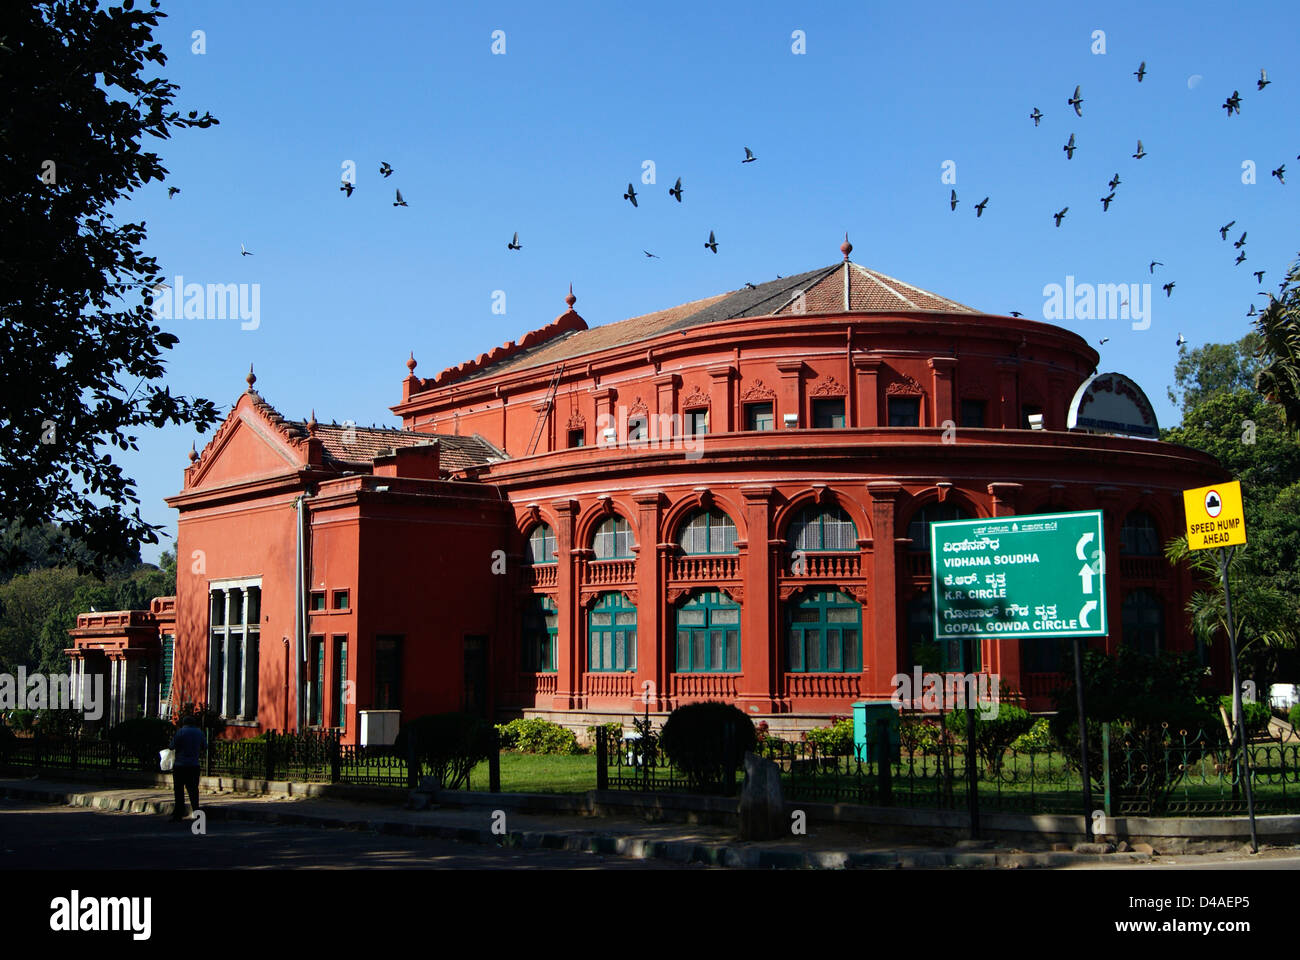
[587,592,636,672]
[811,398,845,428]
[309,636,325,727]
[745,402,774,431]
[592,516,635,559]
[906,502,971,552]
[527,524,558,564]
[789,505,857,552]
[785,589,862,673]
[907,591,979,672]
[677,508,739,555]
[1122,589,1164,655]
[888,396,920,427]
[522,595,558,672]
[159,634,175,711]
[1120,511,1160,556]
[208,582,260,720]
[334,636,348,731]
[685,409,709,436]
[674,590,741,672]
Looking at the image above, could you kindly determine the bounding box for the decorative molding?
[681,385,710,409]
[810,375,847,397]
[718,584,743,605]
[740,378,776,402]
[694,488,714,511]
[628,396,649,417]
[565,410,586,431]
[885,375,924,396]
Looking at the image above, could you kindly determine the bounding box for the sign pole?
[1219,545,1258,853]
[1071,635,1094,842]
[961,635,980,839]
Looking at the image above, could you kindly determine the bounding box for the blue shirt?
[170,726,206,768]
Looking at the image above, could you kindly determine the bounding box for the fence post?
[108,735,116,775]
[1101,722,1112,817]
[596,727,608,791]
[876,718,892,806]
[330,730,341,784]
[264,731,275,782]
[489,728,501,793]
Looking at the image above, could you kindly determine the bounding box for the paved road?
[0,798,702,870]
[1063,851,1300,870]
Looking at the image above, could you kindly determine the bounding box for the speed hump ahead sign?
[1182,480,1246,550]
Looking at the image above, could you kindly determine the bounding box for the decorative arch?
[668,584,744,607]
[885,374,924,396]
[514,502,560,536]
[810,374,847,397]
[899,489,985,550]
[662,490,748,547]
[778,581,869,604]
[772,487,872,545]
[681,385,710,409]
[574,497,639,552]
[740,378,776,402]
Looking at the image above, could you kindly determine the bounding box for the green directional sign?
[930,510,1107,641]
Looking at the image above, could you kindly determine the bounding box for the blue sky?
[118,0,1298,561]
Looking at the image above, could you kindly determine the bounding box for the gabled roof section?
[426,259,981,388]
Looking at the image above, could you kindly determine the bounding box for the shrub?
[900,715,944,754]
[584,721,624,750]
[802,717,855,756]
[495,718,579,755]
[394,713,495,790]
[7,709,36,732]
[1010,717,1053,753]
[33,709,86,739]
[657,701,756,792]
[1218,695,1271,739]
[109,717,176,765]
[174,699,226,739]
[1291,702,1300,733]
[944,704,1035,775]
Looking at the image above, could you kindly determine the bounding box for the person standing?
[169,716,206,821]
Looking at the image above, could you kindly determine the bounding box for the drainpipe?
[282,636,289,731]
[293,491,312,732]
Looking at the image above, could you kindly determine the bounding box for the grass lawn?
[464,751,597,793]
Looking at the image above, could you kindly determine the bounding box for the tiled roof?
[449,261,981,385]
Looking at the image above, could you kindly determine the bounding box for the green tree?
[1167,334,1262,417]
[1,1,220,574]
[1253,256,1300,433]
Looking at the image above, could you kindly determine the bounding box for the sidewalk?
[0,775,1157,869]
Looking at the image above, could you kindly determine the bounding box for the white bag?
[159,748,175,772]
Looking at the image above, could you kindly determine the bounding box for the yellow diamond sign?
[1182,480,1247,550]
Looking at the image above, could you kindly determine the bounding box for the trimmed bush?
[944,704,1035,774]
[1010,717,1053,753]
[394,713,495,790]
[1291,702,1300,733]
[658,701,756,791]
[109,717,176,765]
[584,721,624,750]
[495,718,579,755]
[802,717,855,756]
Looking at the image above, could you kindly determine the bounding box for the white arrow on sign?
[1078,563,1094,594]
[1075,532,1094,560]
[1078,600,1098,629]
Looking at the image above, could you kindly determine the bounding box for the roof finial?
[841,232,853,261]
[246,363,256,391]
[307,409,317,433]
[188,443,198,463]
[565,283,576,309]
[406,351,417,375]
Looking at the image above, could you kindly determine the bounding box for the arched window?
[592,516,635,559]
[521,595,557,672]
[788,505,857,552]
[677,508,739,555]
[526,524,557,565]
[1120,511,1160,556]
[906,502,971,552]
[588,592,636,671]
[674,590,741,672]
[906,591,977,672]
[785,590,861,673]
[1122,590,1164,655]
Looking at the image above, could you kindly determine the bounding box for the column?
[853,356,883,428]
[928,357,958,428]
[986,483,1024,685]
[551,499,579,710]
[776,359,804,428]
[867,482,904,699]
[996,360,1019,428]
[987,482,1023,518]
[653,373,679,441]
[737,486,776,713]
[592,388,617,444]
[1048,373,1071,430]
[633,491,664,711]
[707,365,735,432]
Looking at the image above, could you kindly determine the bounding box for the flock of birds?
[967,64,1292,345]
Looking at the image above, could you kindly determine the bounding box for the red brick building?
[70,243,1225,740]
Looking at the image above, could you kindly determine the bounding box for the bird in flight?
[339,181,353,197]
[1219,220,1236,240]
[1247,304,1258,316]
[742,147,757,163]
[240,243,253,256]
[1108,173,1121,190]
[1163,282,1175,297]
[1100,191,1115,211]
[1254,270,1265,283]
[1149,260,1163,274]
[1223,91,1241,115]
[623,183,638,207]
[1234,231,1248,248]
[1009,311,1023,317]
[669,177,683,202]
[1064,133,1077,160]
[643,250,660,259]
[1132,140,1147,159]
[1030,107,1043,126]
[1176,333,1187,346]
[507,232,521,250]
[167,186,180,198]
[1258,69,1270,91]
[974,197,989,217]
[380,162,393,178]
[1069,85,1083,116]
[950,189,958,211]
[1272,164,1286,184]
[1134,61,1146,82]
[704,230,718,253]
[393,188,407,207]
[1099,337,1110,345]
[1053,208,1068,227]
[1235,251,1247,265]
